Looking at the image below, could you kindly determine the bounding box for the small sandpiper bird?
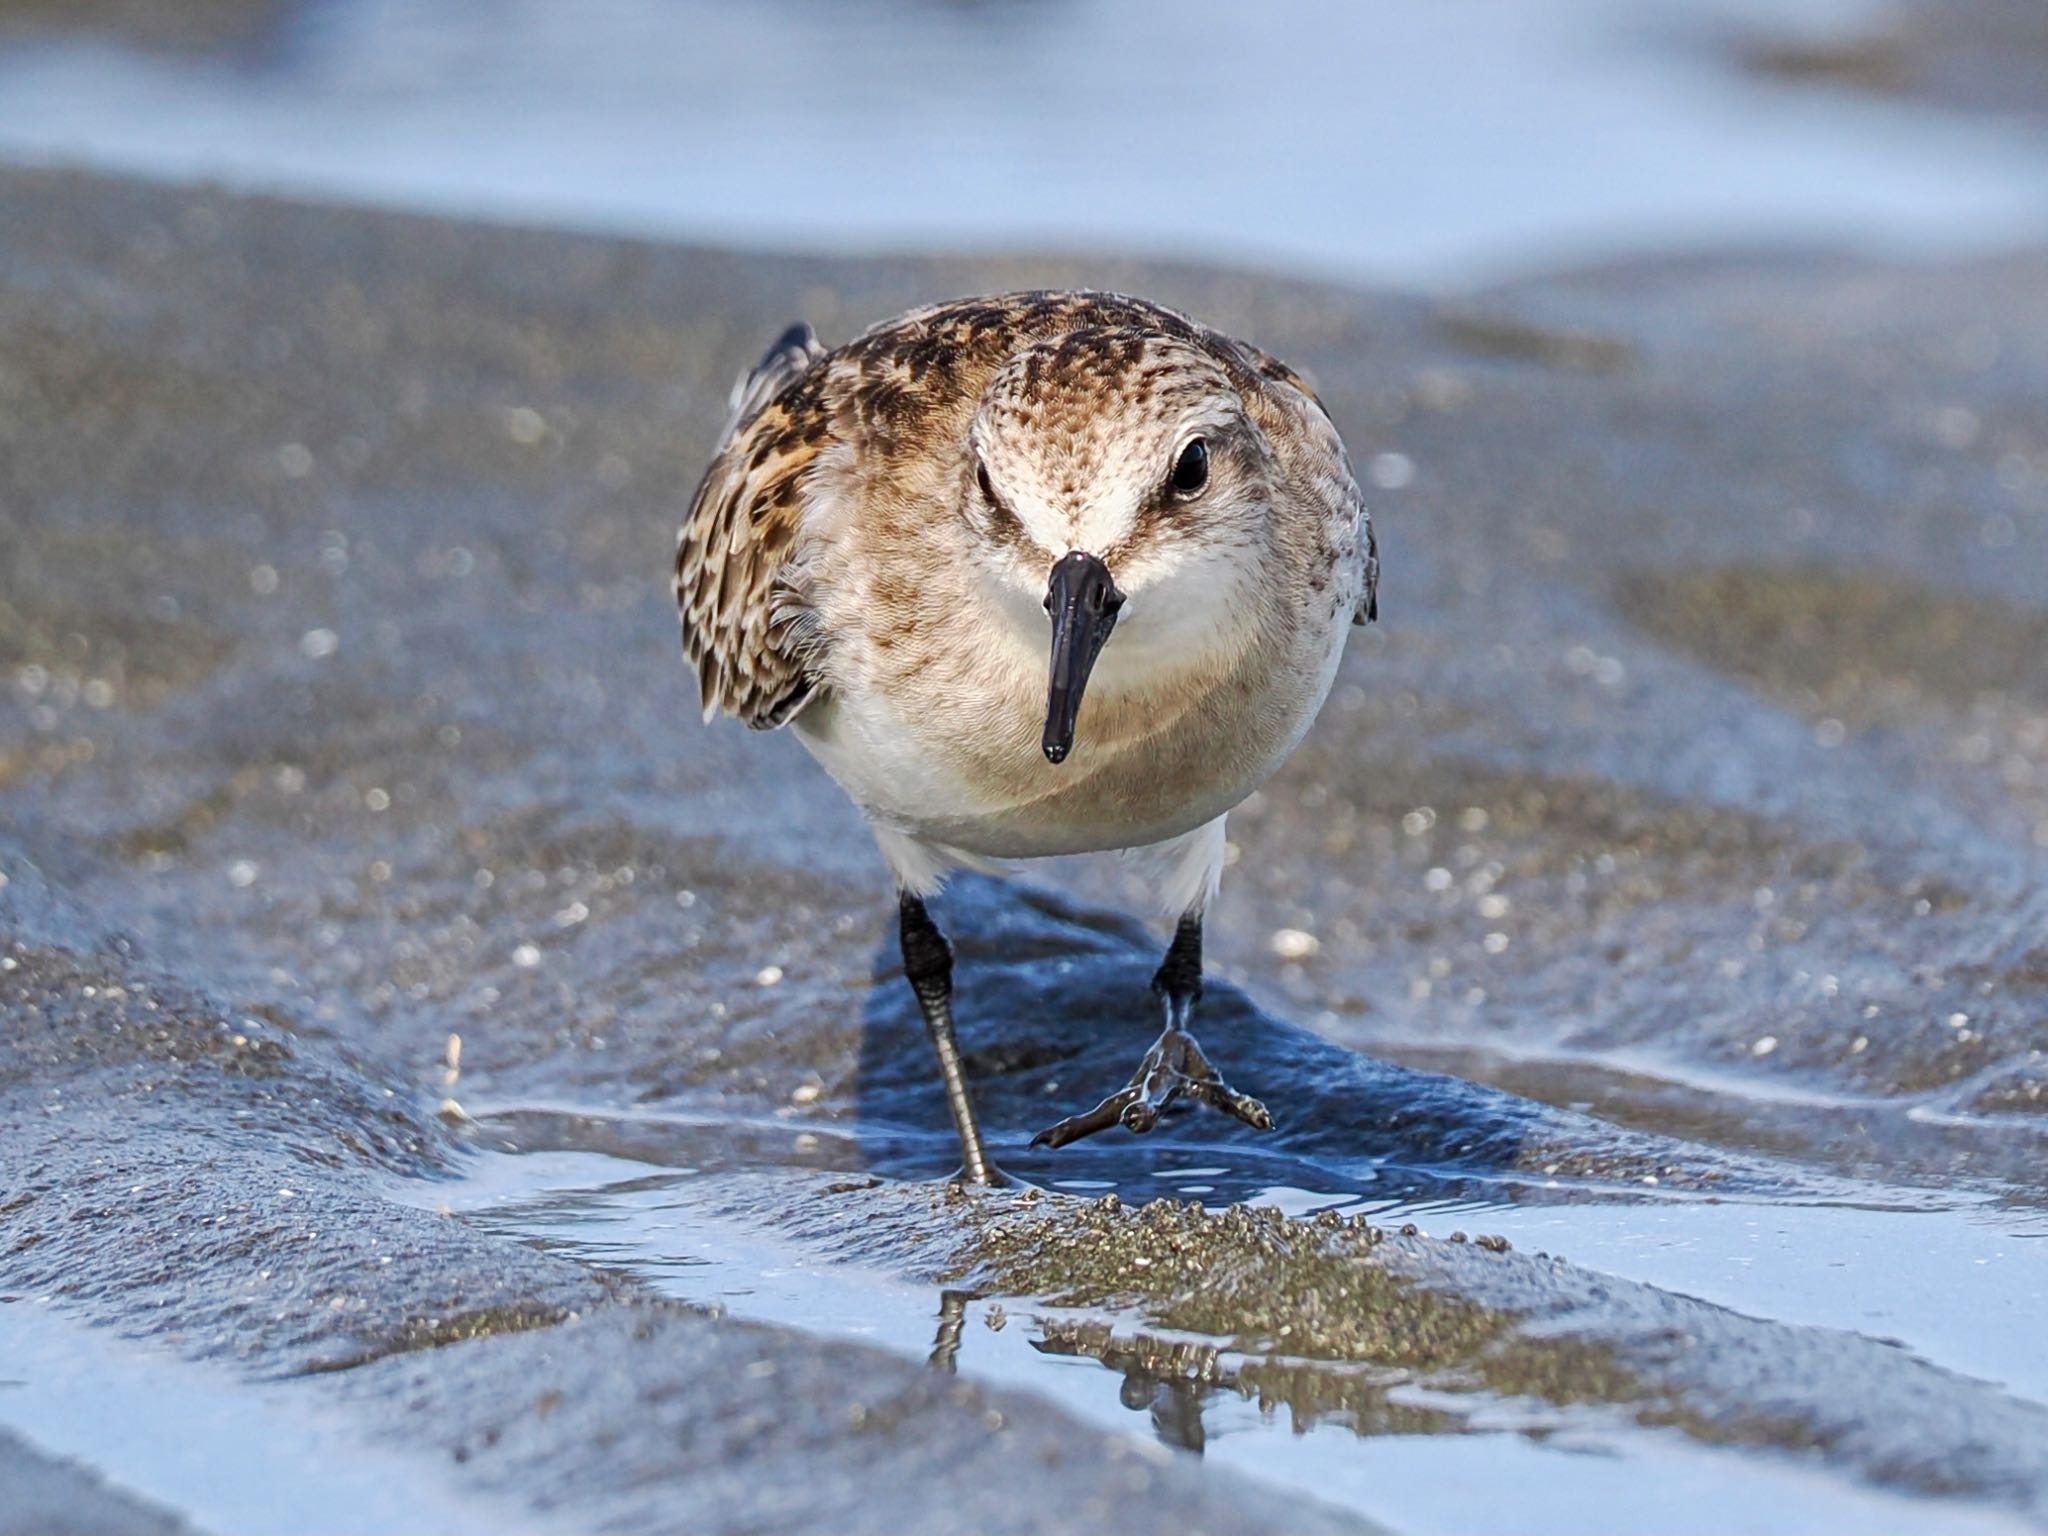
[676,292,1377,1183]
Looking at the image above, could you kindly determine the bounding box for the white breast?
[792,577,1354,878]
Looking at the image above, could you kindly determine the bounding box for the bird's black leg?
[899,892,1000,1185]
[1032,907,1273,1149]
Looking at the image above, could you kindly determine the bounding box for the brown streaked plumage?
[672,321,828,728]
[674,291,1377,1185]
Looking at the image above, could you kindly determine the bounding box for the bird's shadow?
[852,873,1542,1209]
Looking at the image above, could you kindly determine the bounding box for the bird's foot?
[1030,1026,1273,1149]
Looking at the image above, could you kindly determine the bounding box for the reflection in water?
[927,1284,1471,1457]
[464,1152,1546,1469]
[928,1287,972,1375]
[1026,1317,1470,1454]
[416,1126,2048,1534]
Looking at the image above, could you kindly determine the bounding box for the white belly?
[792,597,1353,865]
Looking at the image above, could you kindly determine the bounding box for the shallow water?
[0,1302,546,1536]
[2,0,2047,287]
[431,1118,2040,1536]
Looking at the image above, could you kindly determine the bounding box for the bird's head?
[964,328,1276,764]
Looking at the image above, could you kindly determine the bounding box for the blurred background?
[4,8,2048,1536]
[1,0,2046,290]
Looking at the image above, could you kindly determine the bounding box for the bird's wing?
[675,324,834,729]
[1219,337,1378,625]
[725,321,826,434]
[1357,517,1380,625]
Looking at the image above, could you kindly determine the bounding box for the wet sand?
[0,163,2045,1532]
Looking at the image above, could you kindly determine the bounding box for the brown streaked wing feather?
[1219,333,1378,624]
[675,384,833,730]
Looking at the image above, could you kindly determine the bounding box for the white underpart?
[872,814,1227,918]
[870,823,1003,897]
[1123,814,1229,916]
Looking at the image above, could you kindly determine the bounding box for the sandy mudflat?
[1,164,2045,1533]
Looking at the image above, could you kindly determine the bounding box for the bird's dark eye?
[1170,438,1209,497]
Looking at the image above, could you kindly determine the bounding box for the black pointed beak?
[1042,550,1123,765]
